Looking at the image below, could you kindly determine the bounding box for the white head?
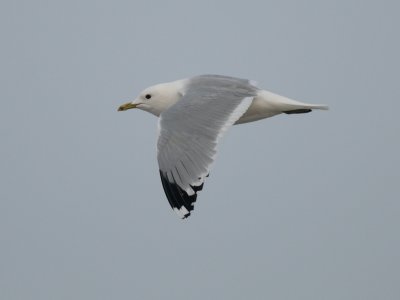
[118,79,187,116]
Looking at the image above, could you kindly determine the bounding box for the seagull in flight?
[118,75,328,219]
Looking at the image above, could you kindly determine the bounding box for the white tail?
[260,90,329,112]
[236,89,328,124]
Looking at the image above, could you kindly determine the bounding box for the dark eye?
[145,94,151,99]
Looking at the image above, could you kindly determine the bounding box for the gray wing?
[157,75,258,218]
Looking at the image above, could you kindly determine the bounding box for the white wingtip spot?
[185,186,195,196]
[174,206,190,218]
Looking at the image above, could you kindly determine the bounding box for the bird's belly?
[235,95,281,125]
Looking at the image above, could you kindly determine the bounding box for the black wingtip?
[191,182,204,192]
[283,109,312,114]
[159,170,200,219]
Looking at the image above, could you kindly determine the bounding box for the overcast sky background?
[1,1,399,299]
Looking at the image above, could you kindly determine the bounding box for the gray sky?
[1,0,399,299]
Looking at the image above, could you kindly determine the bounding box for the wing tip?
[174,206,191,219]
[159,170,199,219]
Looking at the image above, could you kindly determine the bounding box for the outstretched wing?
[157,75,258,218]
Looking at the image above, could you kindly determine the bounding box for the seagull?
[118,75,328,219]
